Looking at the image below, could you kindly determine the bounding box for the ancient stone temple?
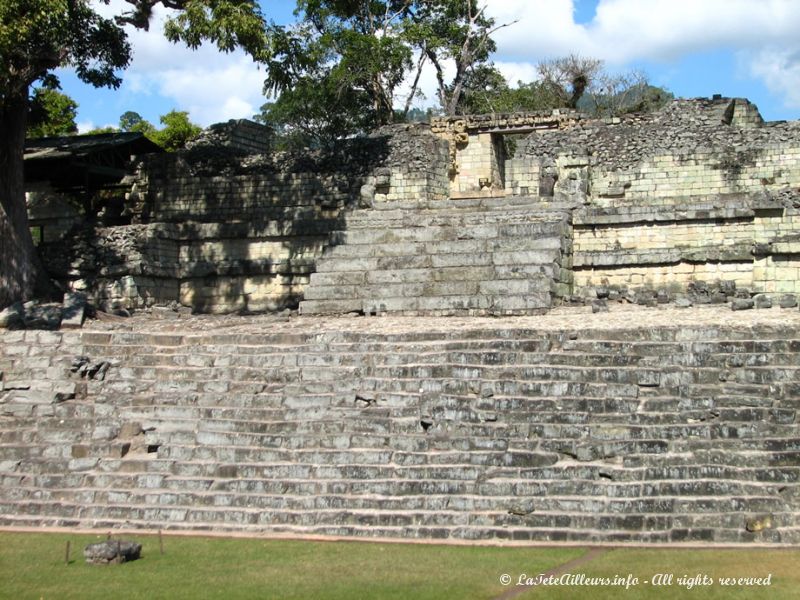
[27,96,800,316]
[2,97,800,545]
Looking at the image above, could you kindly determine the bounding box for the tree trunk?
[0,92,45,309]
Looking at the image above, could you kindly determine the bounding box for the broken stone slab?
[754,294,773,309]
[84,540,142,564]
[674,297,693,309]
[745,515,773,533]
[0,302,25,329]
[60,292,87,329]
[655,288,670,304]
[709,291,728,304]
[22,301,62,330]
[731,298,755,311]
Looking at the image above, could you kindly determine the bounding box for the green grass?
[1,532,798,600]
[515,547,800,600]
[0,532,580,600]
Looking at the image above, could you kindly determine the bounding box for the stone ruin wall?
[9,100,800,546]
[33,97,800,315]
[42,124,449,313]
[505,97,800,298]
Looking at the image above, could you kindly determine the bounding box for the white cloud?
[95,0,267,126]
[487,0,800,65]
[89,0,800,122]
[485,0,590,62]
[589,0,800,63]
[494,61,539,87]
[482,0,800,113]
[153,60,265,124]
[746,47,800,109]
[77,121,96,134]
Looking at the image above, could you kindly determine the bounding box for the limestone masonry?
[3,97,800,545]
[25,96,800,316]
[1,308,799,543]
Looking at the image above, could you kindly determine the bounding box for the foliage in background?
[260,0,514,147]
[453,54,673,117]
[150,110,202,150]
[407,0,515,116]
[112,109,202,150]
[262,0,416,145]
[26,87,78,138]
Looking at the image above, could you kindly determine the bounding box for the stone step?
[2,495,796,534]
[300,293,553,316]
[5,483,794,522]
[303,278,554,302]
[79,345,800,371]
[343,202,568,222]
[3,322,800,544]
[335,219,569,239]
[322,237,564,260]
[309,264,559,288]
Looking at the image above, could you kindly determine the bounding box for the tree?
[150,110,201,150]
[1,0,130,307]
[451,64,562,115]
[119,110,156,136]
[451,57,673,119]
[581,72,673,116]
[408,1,516,116]
[27,87,78,138]
[255,74,374,150]
[537,54,603,109]
[261,1,514,142]
[266,1,417,130]
[0,0,273,309]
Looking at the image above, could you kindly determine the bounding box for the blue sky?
[61,0,800,131]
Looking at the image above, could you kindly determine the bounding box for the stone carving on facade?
[430,118,469,176]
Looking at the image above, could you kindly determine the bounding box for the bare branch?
[403,48,428,118]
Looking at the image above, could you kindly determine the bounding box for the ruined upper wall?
[128,123,449,224]
[46,124,450,313]
[431,110,581,195]
[515,97,800,205]
[512,98,800,298]
[185,119,274,154]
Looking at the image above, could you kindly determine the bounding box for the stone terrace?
[1,306,799,545]
[300,197,572,316]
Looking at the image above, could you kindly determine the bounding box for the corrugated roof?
[24,132,162,161]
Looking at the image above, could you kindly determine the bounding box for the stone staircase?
[1,324,799,544]
[299,197,573,316]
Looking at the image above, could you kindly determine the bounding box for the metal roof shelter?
[24,132,163,192]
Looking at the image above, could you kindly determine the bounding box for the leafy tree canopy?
[91,109,201,150]
[453,57,674,118]
[119,110,157,135]
[150,109,201,150]
[26,87,78,138]
[260,0,514,147]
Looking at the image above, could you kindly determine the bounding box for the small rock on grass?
[84,540,142,564]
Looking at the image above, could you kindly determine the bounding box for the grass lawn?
[1,531,798,600]
[0,531,580,600]
[514,547,800,600]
